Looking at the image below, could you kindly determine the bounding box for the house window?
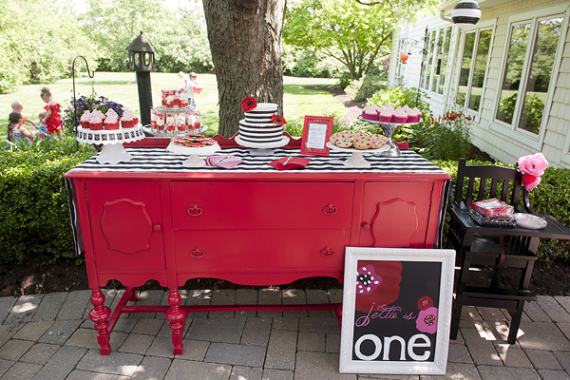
[496,16,563,135]
[456,28,492,112]
[437,27,452,95]
[421,30,437,90]
[421,27,453,94]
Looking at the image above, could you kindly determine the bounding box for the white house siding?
[393,0,570,168]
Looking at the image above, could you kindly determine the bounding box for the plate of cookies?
[327,131,390,153]
[166,133,221,167]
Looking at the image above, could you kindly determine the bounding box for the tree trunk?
[203,0,286,138]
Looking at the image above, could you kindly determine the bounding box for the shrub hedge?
[2,151,569,264]
[0,149,94,264]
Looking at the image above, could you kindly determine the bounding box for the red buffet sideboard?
[65,137,451,355]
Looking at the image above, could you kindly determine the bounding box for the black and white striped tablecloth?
[68,147,448,174]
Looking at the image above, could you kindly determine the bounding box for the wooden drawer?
[173,229,349,284]
[170,182,354,230]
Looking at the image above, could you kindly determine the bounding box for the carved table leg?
[89,288,112,355]
[165,288,187,355]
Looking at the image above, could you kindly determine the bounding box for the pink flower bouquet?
[518,153,548,191]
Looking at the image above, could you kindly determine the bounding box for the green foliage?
[345,75,387,102]
[81,0,212,73]
[285,0,435,80]
[367,86,433,143]
[0,0,97,93]
[282,46,343,78]
[0,145,94,264]
[61,94,125,131]
[415,111,472,161]
[284,110,346,137]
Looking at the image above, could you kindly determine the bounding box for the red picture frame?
[300,116,334,156]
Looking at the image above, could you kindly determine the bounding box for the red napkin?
[269,156,311,171]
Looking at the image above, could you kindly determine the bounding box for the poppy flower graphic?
[241,97,257,112]
[356,264,382,296]
[354,260,402,313]
[417,296,433,311]
[416,306,438,334]
[272,113,287,125]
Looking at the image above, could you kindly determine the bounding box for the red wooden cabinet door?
[86,180,166,273]
[359,181,435,248]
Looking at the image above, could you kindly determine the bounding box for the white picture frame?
[339,247,455,375]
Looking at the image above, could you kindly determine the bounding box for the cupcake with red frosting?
[121,109,138,128]
[104,109,119,130]
[393,107,408,123]
[80,111,92,129]
[88,110,105,130]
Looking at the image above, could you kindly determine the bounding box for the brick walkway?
[1,289,569,380]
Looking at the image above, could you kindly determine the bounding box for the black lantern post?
[126,31,156,126]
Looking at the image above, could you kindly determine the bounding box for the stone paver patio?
[1,290,569,380]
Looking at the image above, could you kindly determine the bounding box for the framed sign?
[300,116,334,156]
[339,247,455,375]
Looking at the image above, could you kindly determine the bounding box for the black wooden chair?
[447,158,570,344]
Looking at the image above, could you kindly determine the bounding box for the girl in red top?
[40,87,63,136]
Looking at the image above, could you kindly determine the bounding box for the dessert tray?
[77,125,145,164]
[326,142,389,168]
[359,116,420,156]
[166,140,221,167]
[235,135,290,156]
[143,125,207,137]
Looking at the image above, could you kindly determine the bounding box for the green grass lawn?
[1,73,346,135]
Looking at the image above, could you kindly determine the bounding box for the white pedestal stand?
[326,142,389,168]
[166,141,221,167]
[359,118,420,157]
[76,125,145,164]
[235,135,290,156]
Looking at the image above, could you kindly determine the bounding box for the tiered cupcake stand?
[76,125,145,164]
[143,106,207,137]
[359,117,421,157]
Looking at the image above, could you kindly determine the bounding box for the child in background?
[185,72,203,110]
[39,87,63,137]
[11,100,37,129]
[7,112,35,143]
[38,111,48,134]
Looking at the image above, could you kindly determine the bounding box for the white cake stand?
[359,117,420,156]
[166,140,221,167]
[76,125,145,164]
[326,142,389,168]
[235,135,290,156]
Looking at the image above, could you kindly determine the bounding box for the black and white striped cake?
[238,103,284,144]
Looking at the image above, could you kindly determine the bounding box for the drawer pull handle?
[323,204,337,216]
[153,224,162,232]
[187,205,203,217]
[361,221,370,231]
[190,249,204,258]
[320,247,334,257]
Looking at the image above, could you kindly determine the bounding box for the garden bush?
[345,74,387,102]
[0,142,95,264]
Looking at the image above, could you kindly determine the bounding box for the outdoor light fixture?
[451,0,481,29]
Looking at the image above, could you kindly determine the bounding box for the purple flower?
[356,264,382,296]
[416,307,438,334]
